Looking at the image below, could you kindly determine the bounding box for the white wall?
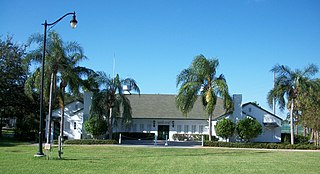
[114,119,208,141]
[242,104,281,142]
[46,101,84,140]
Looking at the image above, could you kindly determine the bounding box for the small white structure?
[47,93,282,142]
[45,101,84,140]
[212,94,282,142]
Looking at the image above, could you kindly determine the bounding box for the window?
[184,125,189,133]
[64,121,70,129]
[249,108,252,112]
[132,124,137,132]
[139,124,144,132]
[147,124,152,133]
[191,125,196,133]
[74,122,77,130]
[177,125,182,133]
[199,125,204,134]
[75,104,78,110]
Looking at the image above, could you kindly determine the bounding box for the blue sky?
[1,0,320,119]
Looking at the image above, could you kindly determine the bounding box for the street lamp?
[35,12,77,157]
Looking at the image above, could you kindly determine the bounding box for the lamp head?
[70,13,77,29]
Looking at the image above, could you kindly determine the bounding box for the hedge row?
[62,139,118,145]
[113,132,155,140]
[172,134,219,141]
[204,141,320,150]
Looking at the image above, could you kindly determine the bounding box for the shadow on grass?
[0,137,31,147]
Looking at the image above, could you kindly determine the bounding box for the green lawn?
[0,140,319,174]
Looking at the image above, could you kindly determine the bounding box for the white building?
[213,94,282,142]
[45,101,84,140]
[46,92,282,142]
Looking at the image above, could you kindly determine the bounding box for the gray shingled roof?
[126,94,226,120]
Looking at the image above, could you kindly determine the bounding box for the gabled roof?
[51,100,83,117]
[126,94,227,120]
[242,102,283,120]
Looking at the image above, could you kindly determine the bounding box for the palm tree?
[296,79,320,146]
[176,55,233,141]
[92,72,140,140]
[25,31,95,158]
[267,64,318,144]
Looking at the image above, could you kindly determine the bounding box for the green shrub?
[204,141,320,150]
[215,118,235,140]
[84,114,108,139]
[114,132,155,140]
[203,135,219,141]
[281,133,309,143]
[236,118,262,142]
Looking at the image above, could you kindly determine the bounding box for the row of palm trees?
[25,31,140,147]
[26,31,319,147]
[176,55,320,145]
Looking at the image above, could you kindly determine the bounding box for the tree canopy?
[215,118,235,140]
[236,117,262,142]
[267,64,318,144]
[0,35,38,138]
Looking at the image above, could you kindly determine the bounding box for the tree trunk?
[296,123,299,135]
[108,107,113,140]
[303,127,307,137]
[316,130,320,146]
[208,115,212,141]
[290,98,295,144]
[0,115,2,138]
[58,82,66,159]
[46,73,55,144]
[310,128,314,144]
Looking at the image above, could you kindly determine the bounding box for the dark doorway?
[158,125,169,140]
[53,121,60,139]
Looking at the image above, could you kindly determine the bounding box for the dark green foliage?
[236,118,262,142]
[84,114,108,139]
[204,141,319,150]
[113,132,155,140]
[281,133,309,144]
[215,118,235,140]
[0,35,39,139]
[63,139,118,145]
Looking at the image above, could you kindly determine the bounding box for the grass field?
[0,139,319,174]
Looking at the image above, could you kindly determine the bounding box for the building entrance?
[158,125,169,140]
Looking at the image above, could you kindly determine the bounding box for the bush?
[114,132,155,140]
[204,141,320,150]
[215,118,235,140]
[84,114,108,139]
[236,118,262,142]
[281,133,309,143]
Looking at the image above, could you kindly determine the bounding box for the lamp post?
[35,12,77,157]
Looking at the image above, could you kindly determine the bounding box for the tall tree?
[0,35,28,137]
[176,55,233,141]
[267,64,318,144]
[298,79,320,146]
[25,31,94,158]
[91,72,140,140]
